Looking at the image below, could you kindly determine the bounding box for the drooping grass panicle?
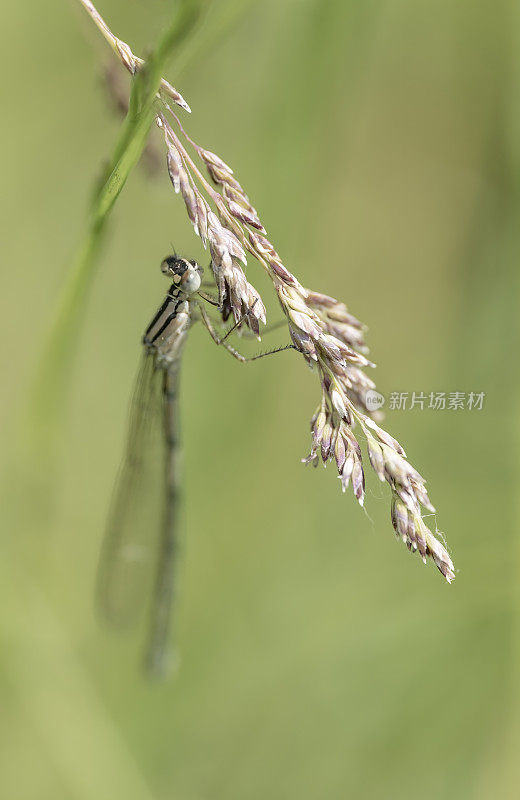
[81,0,455,584]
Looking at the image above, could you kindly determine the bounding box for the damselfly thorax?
[143,256,202,366]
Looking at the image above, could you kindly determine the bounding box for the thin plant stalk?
[29,0,205,459]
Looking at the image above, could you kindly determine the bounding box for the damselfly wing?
[98,255,294,677]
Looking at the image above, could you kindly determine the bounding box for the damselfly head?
[160,256,203,294]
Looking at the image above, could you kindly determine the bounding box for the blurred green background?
[1,0,519,798]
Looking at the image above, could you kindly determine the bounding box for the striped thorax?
[143,257,203,367]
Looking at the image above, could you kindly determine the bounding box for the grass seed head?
[84,0,456,583]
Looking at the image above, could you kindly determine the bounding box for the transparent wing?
[97,353,166,629]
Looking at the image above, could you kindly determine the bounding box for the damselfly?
[97,255,294,677]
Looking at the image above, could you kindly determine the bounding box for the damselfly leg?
[197,300,296,363]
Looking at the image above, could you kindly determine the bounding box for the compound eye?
[181,266,202,293]
[189,259,203,276]
[161,256,176,276]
